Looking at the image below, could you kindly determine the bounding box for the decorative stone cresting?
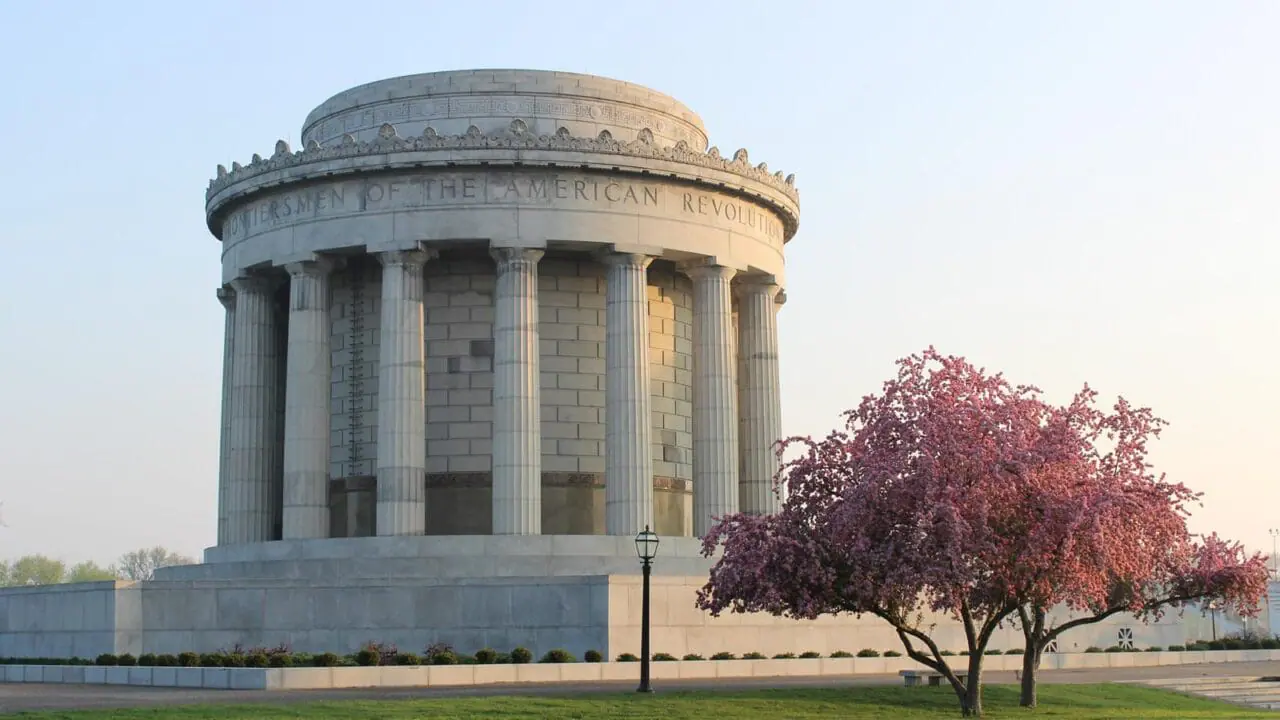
[208,121,799,208]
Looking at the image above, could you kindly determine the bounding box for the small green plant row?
[5,637,1277,668]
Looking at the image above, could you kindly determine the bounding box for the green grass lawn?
[3,685,1271,719]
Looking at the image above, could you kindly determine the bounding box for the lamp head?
[635,526,659,562]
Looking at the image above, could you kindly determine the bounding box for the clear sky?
[0,1,1275,564]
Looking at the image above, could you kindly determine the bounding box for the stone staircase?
[1140,676,1280,710]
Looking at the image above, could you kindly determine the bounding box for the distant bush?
[137,653,157,667]
[652,653,677,662]
[1167,645,1185,652]
[856,649,880,658]
[269,653,294,668]
[743,651,766,660]
[711,652,736,660]
[539,649,576,664]
[510,647,533,664]
[244,652,270,668]
[392,652,419,666]
[983,649,1002,656]
[682,653,704,661]
[799,651,821,659]
[155,654,178,667]
[884,650,902,658]
[1104,646,1124,653]
[773,652,796,659]
[616,653,639,662]
[312,652,340,667]
[1145,647,1163,652]
[177,652,199,667]
[495,653,512,664]
[1005,648,1025,655]
[1084,647,1103,654]
[939,650,956,656]
[116,654,137,667]
[474,648,497,665]
[424,643,457,666]
[95,654,118,666]
[829,651,853,658]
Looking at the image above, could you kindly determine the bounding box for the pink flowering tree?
[695,349,1267,717]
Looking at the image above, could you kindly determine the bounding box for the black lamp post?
[634,525,659,693]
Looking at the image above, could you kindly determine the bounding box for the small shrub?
[312,652,340,667]
[1005,648,1025,655]
[583,650,603,663]
[422,642,457,666]
[616,653,639,662]
[799,651,821,659]
[155,654,177,667]
[539,649,576,664]
[177,652,199,667]
[221,652,245,668]
[269,653,294,668]
[652,652,677,662]
[682,653,704,661]
[392,652,419,666]
[1263,638,1280,650]
[883,650,902,658]
[1084,647,1103,654]
[510,647,533,664]
[1167,645,1185,652]
[940,650,956,656]
[244,652,269,668]
[1104,646,1123,653]
[1207,640,1226,651]
[983,649,1002,656]
[457,654,477,665]
[743,651,766,659]
[1223,638,1244,651]
[773,652,796,659]
[137,653,157,667]
[95,654,118,666]
[960,651,970,656]
[495,652,512,664]
[474,648,497,665]
[711,652,736,660]
[829,651,853,658]
[856,649,880,658]
[1145,646,1163,652]
[116,654,137,667]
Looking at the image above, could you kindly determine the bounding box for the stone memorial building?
[209,69,797,544]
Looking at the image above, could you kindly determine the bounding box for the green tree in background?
[66,560,119,583]
[116,546,196,581]
[7,555,66,586]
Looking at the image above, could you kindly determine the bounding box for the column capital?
[597,250,654,270]
[216,286,235,309]
[377,248,437,270]
[680,261,738,281]
[229,274,284,295]
[490,247,545,267]
[284,256,342,279]
[734,275,780,298]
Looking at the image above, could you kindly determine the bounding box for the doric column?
[603,252,655,535]
[281,259,335,539]
[226,275,284,544]
[375,249,432,536]
[216,287,235,546]
[736,278,783,515]
[491,248,544,535]
[688,263,740,536]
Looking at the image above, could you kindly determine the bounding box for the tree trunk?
[964,653,984,716]
[1019,645,1040,707]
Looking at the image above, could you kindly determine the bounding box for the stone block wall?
[0,582,141,659]
[328,257,381,537]
[313,251,693,537]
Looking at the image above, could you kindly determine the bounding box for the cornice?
[206,121,799,234]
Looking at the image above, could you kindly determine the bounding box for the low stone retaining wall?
[4,650,1278,691]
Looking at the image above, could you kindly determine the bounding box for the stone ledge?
[4,650,1277,690]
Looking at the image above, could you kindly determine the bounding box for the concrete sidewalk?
[2,660,1278,714]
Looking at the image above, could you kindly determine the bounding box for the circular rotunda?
[207,69,798,555]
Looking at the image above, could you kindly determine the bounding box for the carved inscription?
[223,172,785,243]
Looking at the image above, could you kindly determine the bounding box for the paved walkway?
[2,661,1278,714]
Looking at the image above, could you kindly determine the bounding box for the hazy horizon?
[0,1,1276,565]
